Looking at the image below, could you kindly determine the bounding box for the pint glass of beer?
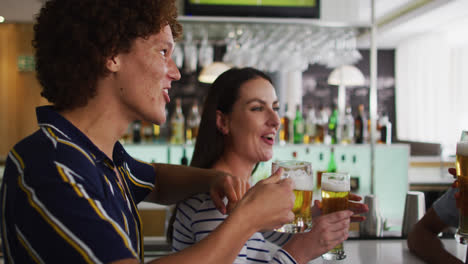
[272,160,313,233]
[321,172,350,260]
[456,141,468,244]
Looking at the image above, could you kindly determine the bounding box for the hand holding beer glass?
[272,160,313,233]
[321,172,350,260]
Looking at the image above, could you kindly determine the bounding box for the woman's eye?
[160,49,168,56]
[273,106,280,112]
[251,106,263,111]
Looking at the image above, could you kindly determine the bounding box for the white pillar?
[286,71,303,118]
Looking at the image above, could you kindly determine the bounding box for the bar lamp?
[198,62,232,84]
[327,65,365,118]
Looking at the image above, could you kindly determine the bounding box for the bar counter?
[143,238,466,263]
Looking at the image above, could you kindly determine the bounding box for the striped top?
[0,106,156,264]
[172,192,297,264]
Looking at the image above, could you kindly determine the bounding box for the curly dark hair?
[33,0,182,110]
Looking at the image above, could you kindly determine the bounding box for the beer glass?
[456,141,468,244]
[321,172,350,260]
[460,130,468,141]
[272,160,313,233]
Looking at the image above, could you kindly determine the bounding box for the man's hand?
[209,172,250,214]
[449,168,461,209]
[232,168,296,231]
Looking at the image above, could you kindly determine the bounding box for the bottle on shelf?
[305,107,317,145]
[327,147,337,173]
[180,147,188,165]
[293,104,304,144]
[170,98,185,145]
[279,103,290,145]
[186,101,201,145]
[152,124,160,142]
[341,106,355,144]
[142,121,154,143]
[328,105,339,145]
[132,121,142,144]
[378,113,392,144]
[354,104,367,144]
[350,155,360,193]
[315,106,328,144]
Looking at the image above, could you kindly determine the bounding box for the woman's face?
[223,77,280,163]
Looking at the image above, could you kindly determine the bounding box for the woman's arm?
[281,210,353,264]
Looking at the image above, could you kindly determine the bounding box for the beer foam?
[293,176,314,191]
[322,179,350,192]
[457,141,468,156]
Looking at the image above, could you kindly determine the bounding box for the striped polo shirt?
[0,106,156,264]
[172,192,297,264]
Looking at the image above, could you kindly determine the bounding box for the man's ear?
[106,55,121,72]
[216,110,229,135]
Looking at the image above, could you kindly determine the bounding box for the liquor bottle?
[152,124,160,142]
[142,121,153,143]
[354,104,366,144]
[327,147,337,173]
[180,147,188,165]
[350,155,360,192]
[315,106,328,144]
[379,113,392,144]
[132,121,142,144]
[328,105,339,145]
[293,104,304,144]
[341,106,354,144]
[170,98,185,145]
[186,102,201,145]
[305,107,317,145]
[279,104,290,145]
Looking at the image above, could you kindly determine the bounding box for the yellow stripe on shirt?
[122,166,153,191]
[46,128,95,165]
[1,185,15,264]
[55,164,138,259]
[15,226,44,264]
[17,176,100,264]
[119,172,145,261]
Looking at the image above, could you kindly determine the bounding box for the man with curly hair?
[0,1,296,263]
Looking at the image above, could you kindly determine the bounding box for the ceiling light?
[198,62,232,84]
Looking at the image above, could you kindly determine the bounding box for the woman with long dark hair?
[169,68,367,264]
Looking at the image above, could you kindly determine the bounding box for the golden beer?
[272,160,313,233]
[456,142,468,177]
[321,173,350,261]
[457,142,468,240]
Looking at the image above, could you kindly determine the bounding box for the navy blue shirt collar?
[36,105,116,167]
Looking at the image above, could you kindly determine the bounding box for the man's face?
[112,25,181,125]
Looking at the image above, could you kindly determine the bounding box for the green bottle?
[328,105,338,145]
[327,147,337,173]
[293,104,304,144]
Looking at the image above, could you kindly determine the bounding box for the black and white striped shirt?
[172,192,296,264]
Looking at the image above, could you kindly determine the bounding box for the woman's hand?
[283,210,353,263]
[209,171,250,214]
[311,193,369,222]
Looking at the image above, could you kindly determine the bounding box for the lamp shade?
[198,62,232,84]
[327,65,365,86]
